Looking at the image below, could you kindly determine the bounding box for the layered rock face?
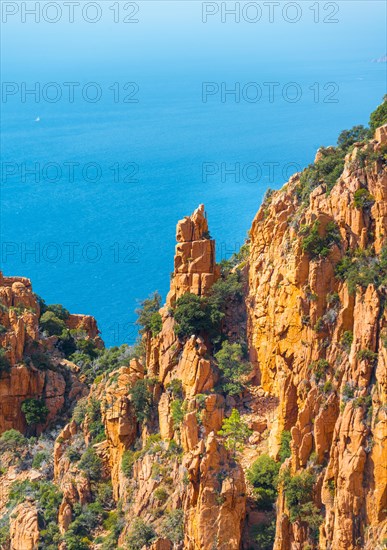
[167,204,220,306]
[0,273,100,433]
[247,127,387,549]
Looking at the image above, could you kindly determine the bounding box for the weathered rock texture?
[0,274,99,433]
[167,204,220,306]
[247,127,387,549]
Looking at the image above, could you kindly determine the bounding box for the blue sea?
[1,1,386,345]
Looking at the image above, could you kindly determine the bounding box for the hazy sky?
[2,1,386,78]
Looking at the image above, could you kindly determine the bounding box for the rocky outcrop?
[247,126,387,549]
[0,273,99,435]
[167,204,220,307]
[9,501,39,550]
[183,432,246,549]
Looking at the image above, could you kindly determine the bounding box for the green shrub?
[121,449,139,478]
[154,486,168,502]
[136,292,162,335]
[297,147,345,202]
[301,221,341,259]
[45,304,70,320]
[172,272,244,343]
[341,330,353,352]
[335,246,387,294]
[247,455,280,510]
[218,409,251,456]
[170,399,184,428]
[28,350,53,370]
[160,509,184,544]
[173,293,211,339]
[129,379,153,424]
[97,482,114,509]
[326,292,340,306]
[308,359,329,383]
[357,349,378,363]
[8,480,62,548]
[72,397,88,425]
[282,469,322,530]
[0,349,11,374]
[78,447,102,481]
[32,451,50,469]
[215,341,252,396]
[21,398,49,426]
[66,447,82,463]
[0,324,7,334]
[126,518,156,550]
[0,429,27,453]
[64,502,105,549]
[0,517,9,547]
[313,317,324,332]
[149,312,162,336]
[85,397,105,442]
[322,380,333,394]
[100,510,125,550]
[166,378,183,399]
[39,311,66,336]
[76,343,137,384]
[279,430,291,463]
[353,188,375,209]
[342,382,355,401]
[337,125,368,149]
[369,96,387,133]
[252,520,276,550]
[353,395,372,409]
[73,338,99,360]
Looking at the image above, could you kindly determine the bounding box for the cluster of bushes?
[136,292,163,337]
[297,146,347,203]
[279,430,291,463]
[281,469,323,541]
[300,221,341,259]
[247,455,280,510]
[159,509,184,544]
[126,517,156,550]
[21,398,49,428]
[39,303,70,336]
[0,516,9,547]
[72,396,105,443]
[341,330,353,352]
[353,188,375,209]
[369,95,387,133]
[121,435,180,482]
[7,479,62,549]
[219,242,250,272]
[335,246,387,294]
[78,447,103,481]
[308,359,330,383]
[129,378,154,424]
[218,409,251,457]
[0,429,27,454]
[64,501,106,550]
[173,270,244,343]
[67,342,139,385]
[296,97,387,204]
[124,509,183,549]
[214,340,252,396]
[251,520,276,550]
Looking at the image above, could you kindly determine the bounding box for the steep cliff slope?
[0,103,386,550]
